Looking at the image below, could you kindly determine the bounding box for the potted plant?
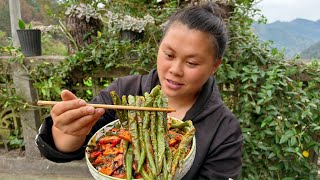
[16,19,42,57]
[103,11,155,42]
[64,3,102,54]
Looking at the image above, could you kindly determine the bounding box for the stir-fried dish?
[86,85,195,180]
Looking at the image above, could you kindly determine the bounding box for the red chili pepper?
[99,136,121,144]
[90,151,102,158]
[111,139,121,147]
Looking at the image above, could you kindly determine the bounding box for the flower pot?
[17,29,42,57]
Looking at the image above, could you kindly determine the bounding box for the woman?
[36,2,243,179]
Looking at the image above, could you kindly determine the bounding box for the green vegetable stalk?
[143,92,157,178]
[110,91,125,123]
[126,144,133,180]
[136,96,146,172]
[156,93,166,173]
[128,95,141,164]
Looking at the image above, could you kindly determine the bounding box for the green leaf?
[241,128,253,133]
[279,130,295,144]
[257,98,264,105]
[48,79,52,87]
[255,106,261,114]
[268,152,275,159]
[243,84,251,90]
[313,126,320,131]
[284,147,295,153]
[281,177,294,180]
[28,22,32,29]
[309,103,317,109]
[18,19,25,30]
[264,129,275,135]
[243,95,249,102]
[267,90,272,97]
[257,144,269,151]
[53,87,61,95]
[261,121,267,128]
[266,105,277,111]
[290,136,297,146]
[261,116,273,128]
[251,74,258,83]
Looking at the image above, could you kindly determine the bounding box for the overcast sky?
[256,0,320,23]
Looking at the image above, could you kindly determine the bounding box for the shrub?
[217,0,320,179]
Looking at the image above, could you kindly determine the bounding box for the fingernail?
[97,108,105,114]
[79,99,86,106]
[87,106,95,114]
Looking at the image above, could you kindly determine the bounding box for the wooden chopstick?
[37,100,176,112]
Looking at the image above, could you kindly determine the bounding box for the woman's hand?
[51,90,105,152]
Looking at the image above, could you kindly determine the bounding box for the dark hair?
[163,2,228,59]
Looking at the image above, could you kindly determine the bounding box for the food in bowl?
[85,86,196,180]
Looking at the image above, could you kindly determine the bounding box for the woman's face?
[157,22,221,100]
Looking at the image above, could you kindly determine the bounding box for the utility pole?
[9,0,21,48]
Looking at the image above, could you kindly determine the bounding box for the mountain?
[300,40,320,59]
[252,18,320,59]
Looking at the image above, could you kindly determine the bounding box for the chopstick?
[37,100,176,112]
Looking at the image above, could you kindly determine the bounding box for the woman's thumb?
[61,89,78,101]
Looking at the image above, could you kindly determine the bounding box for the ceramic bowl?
[85,118,196,180]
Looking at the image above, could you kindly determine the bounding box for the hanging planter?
[17,29,41,57]
[103,11,154,41]
[16,19,41,57]
[120,30,144,42]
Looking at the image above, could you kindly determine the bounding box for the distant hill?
[300,40,320,59]
[252,19,320,59]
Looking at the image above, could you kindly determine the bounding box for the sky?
[256,0,320,23]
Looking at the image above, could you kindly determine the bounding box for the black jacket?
[36,69,243,179]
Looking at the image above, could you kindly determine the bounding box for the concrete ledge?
[0,155,92,179]
[0,173,91,180]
